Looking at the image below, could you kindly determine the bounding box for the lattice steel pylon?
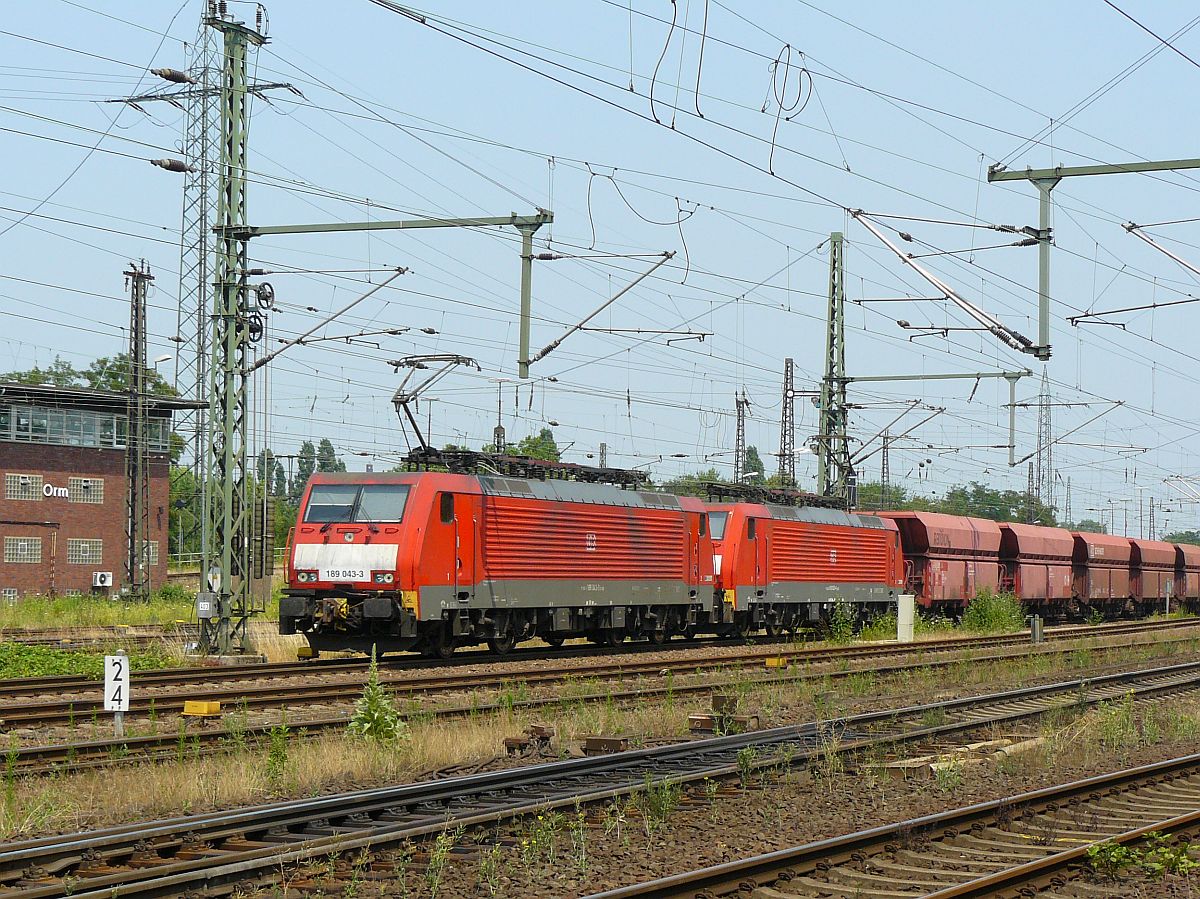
[778,358,795,488]
[125,261,153,603]
[174,6,220,478]
[817,232,854,503]
[1034,367,1053,513]
[734,390,750,484]
[201,9,266,655]
[171,6,220,571]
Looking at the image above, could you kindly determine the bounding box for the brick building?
[0,383,191,599]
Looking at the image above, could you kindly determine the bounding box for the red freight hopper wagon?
[708,502,904,634]
[879,511,1001,609]
[1071,532,1132,610]
[998,522,1074,612]
[280,472,713,657]
[1176,544,1200,606]
[1130,538,1177,608]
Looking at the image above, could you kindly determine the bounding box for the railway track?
[0,623,198,653]
[4,617,1198,736]
[8,627,1187,774]
[2,615,1194,701]
[593,751,1200,898]
[2,660,1200,897]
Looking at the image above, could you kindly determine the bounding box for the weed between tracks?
[1,627,1199,845]
[233,693,1200,899]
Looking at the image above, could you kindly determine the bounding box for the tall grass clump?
[961,588,1025,634]
[826,600,855,645]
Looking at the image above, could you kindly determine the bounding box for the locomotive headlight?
[297,571,317,583]
[372,572,395,584]
[383,572,394,584]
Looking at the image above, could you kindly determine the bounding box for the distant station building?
[0,382,190,600]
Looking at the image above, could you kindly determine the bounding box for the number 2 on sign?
[104,654,130,712]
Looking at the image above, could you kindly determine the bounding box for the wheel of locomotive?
[423,624,456,661]
[764,622,782,638]
[648,625,669,645]
[487,631,516,655]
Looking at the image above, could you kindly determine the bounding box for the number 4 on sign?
[104,654,129,712]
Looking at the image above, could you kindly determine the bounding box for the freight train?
[278,470,1200,657]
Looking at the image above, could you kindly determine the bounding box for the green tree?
[1068,518,1107,534]
[937,481,1056,526]
[316,438,346,473]
[2,354,175,396]
[513,427,560,462]
[291,440,317,502]
[81,354,176,396]
[1163,529,1200,545]
[0,356,80,386]
[661,467,725,499]
[743,445,766,485]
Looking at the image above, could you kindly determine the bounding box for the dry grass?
[2,631,1197,840]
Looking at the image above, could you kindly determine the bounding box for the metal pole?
[201,12,265,656]
[518,225,535,378]
[1034,180,1057,359]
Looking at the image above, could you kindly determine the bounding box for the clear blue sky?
[2,1,1199,536]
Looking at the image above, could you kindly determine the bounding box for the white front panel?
[293,543,399,576]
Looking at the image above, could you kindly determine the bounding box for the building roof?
[0,382,204,414]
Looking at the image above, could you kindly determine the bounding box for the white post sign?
[104,653,129,737]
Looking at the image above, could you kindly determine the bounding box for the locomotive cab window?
[439,493,455,524]
[746,518,757,540]
[303,483,411,523]
[699,513,707,537]
[357,484,410,522]
[303,484,359,523]
[708,511,728,540]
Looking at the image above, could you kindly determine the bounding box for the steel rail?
[6,620,1196,738]
[588,752,1200,898]
[3,660,1200,897]
[1,615,1192,700]
[0,630,1172,774]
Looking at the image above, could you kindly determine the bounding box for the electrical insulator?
[151,67,196,85]
[150,158,195,173]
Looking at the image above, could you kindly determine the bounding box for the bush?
[348,648,407,745]
[961,589,1024,634]
[826,600,855,645]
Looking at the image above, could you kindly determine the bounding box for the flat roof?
[0,382,204,413]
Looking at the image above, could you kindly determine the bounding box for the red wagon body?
[998,522,1074,607]
[1130,538,1177,605]
[1071,532,1132,602]
[878,511,1001,608]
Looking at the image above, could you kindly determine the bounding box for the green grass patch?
[859,610,958,641]
[0,590,196,630]
[0,643,181,679]
[960,588,1025,634]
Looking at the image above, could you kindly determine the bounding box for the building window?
[67,538,103,565]
[4,536,42,564]
[144,540,159,567]
[0,588,17,603]
[62,589,83,597]
[0,403,168,453]
[68,477,104,504]
[4,473,43,501]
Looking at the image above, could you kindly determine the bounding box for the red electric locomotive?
[280,471,714,657]
[709,502,905,634]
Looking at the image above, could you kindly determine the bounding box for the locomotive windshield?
[303,483,411,523]
[709,511,729,540]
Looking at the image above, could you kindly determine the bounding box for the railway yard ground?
[0,618,1200,895]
